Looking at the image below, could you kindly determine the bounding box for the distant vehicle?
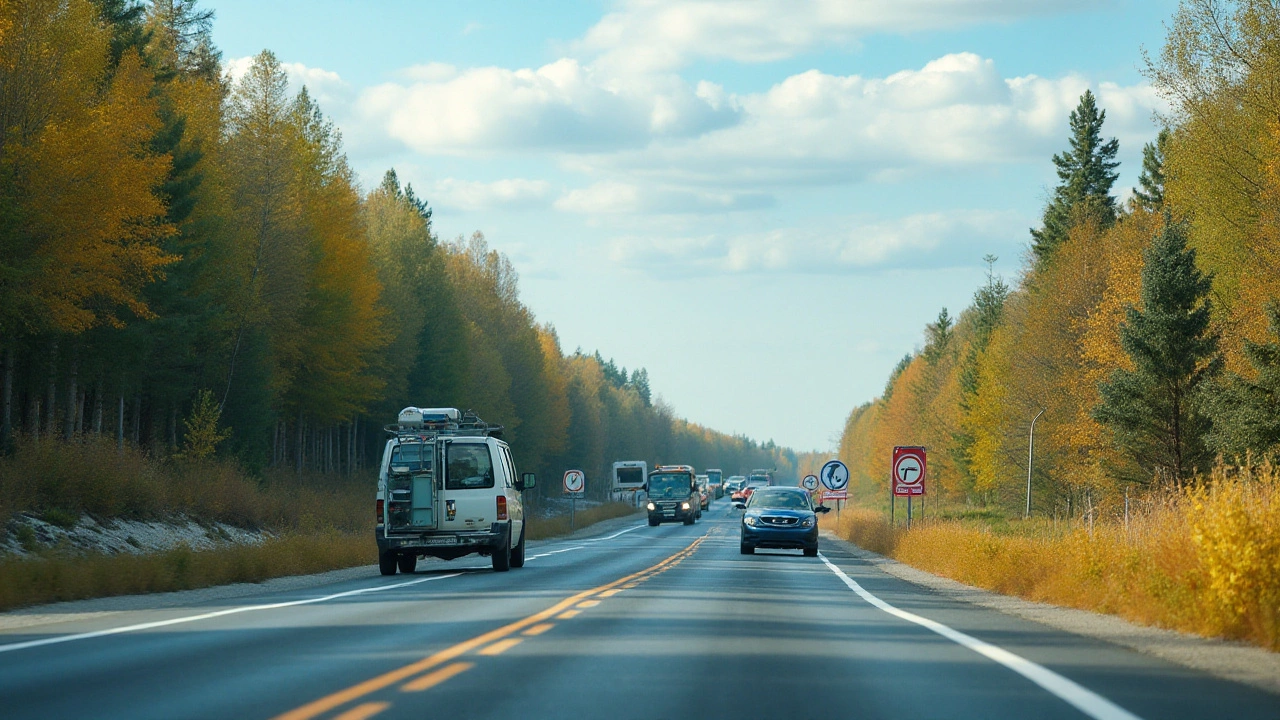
[376,408,534,575]
[613,460,647,491]
[705,469,724,498]
[740,486,830,557]
[696,475,710,511]
[733,475,772,509]
[724,476,746,497]
[646,465,700,526]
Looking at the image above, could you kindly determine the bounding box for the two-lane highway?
[1,500,1275,719]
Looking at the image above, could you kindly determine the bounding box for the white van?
[375,408,535,574]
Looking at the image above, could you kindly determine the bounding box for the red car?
[731,475,771,508]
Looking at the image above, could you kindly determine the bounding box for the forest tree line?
[838,0,1280,515]
[0,0,801,502]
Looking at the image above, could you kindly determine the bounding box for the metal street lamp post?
[1026,407,1046,519]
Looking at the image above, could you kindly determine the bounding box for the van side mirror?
[517,473,536,491]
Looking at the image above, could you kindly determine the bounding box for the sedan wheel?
[740,543,754,555]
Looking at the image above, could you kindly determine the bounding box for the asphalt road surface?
[1,499,1275,720]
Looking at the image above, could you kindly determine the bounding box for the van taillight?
[377,499,384,524]
[496,496,508,521]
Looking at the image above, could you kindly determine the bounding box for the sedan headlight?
[743,516,759,527]
[800,517,815,528]
[647,502,656,511]
[681,502,690,510]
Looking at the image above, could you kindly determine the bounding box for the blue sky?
[208,0,1178,451]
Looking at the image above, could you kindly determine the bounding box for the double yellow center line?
[273,535,705,720]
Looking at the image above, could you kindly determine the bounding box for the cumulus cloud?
[580,0,1105,72]
[607,209,1026,275]
[430,178,552,212]
[356,59,739,154]
[570,53,1163,187]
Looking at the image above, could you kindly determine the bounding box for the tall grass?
[527,502,640,540]
[824,463,1280,650]
[0,437,367,533]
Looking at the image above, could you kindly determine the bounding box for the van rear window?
[446,444,495,489]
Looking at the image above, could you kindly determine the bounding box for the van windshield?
[446,443,495,489]
[648,473,692,498]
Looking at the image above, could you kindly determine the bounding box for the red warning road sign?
[892,446,926,497]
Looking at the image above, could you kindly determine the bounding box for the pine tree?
[1207,302,1280,458]
[1093,215,1220,486]
[1132,128,1170,212]
[923,307,953,364]
[1031,90,1121,264]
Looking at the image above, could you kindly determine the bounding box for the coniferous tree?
[1206,302,1280,459]
[1132,128,1170,212]
[1093,215,1220,486]
[1031,90,1121,264]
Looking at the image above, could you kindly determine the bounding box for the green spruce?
[1132,128,1170,212]
[1093,214,1220,486]
[1206,302,1280,459]
[1031,90,1121,264]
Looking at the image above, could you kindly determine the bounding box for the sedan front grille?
[760,515,799,526]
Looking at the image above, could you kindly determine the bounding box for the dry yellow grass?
[823,464,1280,650]
[0,532,372,611]
[527,502,640,540]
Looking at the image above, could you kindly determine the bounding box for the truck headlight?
[681,502,690,510]
[647,502,656,511]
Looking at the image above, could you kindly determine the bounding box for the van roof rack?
[384,408,504,440]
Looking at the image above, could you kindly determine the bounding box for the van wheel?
[397,554,417,573]
[492,530,511,572]
[379,551,398,576]
[510,524,526,568]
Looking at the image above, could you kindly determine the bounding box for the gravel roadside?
[821,529,1280,696]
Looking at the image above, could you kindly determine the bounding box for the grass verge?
[0,532,372,612]
[822,463,1280,651]
[527,502,640,540]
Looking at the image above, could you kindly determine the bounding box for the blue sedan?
[740,486,831,557]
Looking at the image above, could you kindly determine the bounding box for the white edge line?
[817,552,1144,720]
[0,572,464,655]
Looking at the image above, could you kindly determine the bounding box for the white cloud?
[607,209,1026,275]
[580,0,1105,72]
[571,53,1163,188]
[431,178,552,212]
[554,182,772,214]
[356,59,739,154]
[223,56,350,110]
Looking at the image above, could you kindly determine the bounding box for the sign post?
[563,469,585,533]
[891,447,927,529]
[819,460,849,518]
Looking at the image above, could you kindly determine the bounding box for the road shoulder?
[820,530,1280,696]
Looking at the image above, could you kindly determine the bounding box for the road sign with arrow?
[892,447,926,496]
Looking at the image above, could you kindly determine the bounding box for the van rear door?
[441,440,499,533]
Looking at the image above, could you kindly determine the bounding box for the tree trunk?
[30,397,40,443]
[1,346,13,450]
[92,382,103,435]
[296,410,304,475]
[131,395,141,445]
[63,350,78,440]
[45,341,57,435]
[74,389,85,436]
[116,394,124,451]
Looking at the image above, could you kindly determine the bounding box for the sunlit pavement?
[0,500,1274,720]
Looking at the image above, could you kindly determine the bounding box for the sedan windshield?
[748,490,811,510]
